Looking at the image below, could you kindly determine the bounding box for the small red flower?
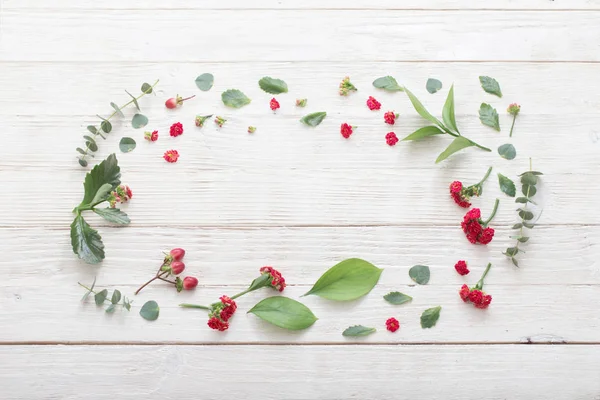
[459,284,471,302]
[169,122,184,137]
[385,132,399,146]
[454,260,470,276]
[468,289,484,305]
[450,181,462,194]
[260,266,286,292]
[386,317,400,332]
[460,263,493,309]
[384,111,398,125]
[479,227,495,245]
[475,294,492,309]
[171,261,185,275]
[144,130,158,142]
[163,149,179,163]
[182,276,198,290]
[340,123,354,139]
[219,295,238,321]
[207,317,229,331]
[270,98,280,111]
[366,96,381,110]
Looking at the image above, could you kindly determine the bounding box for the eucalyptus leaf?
[119,137,136,152]
[520,173,538,186]
[342,325,376,337]
[402,126,445,141]
[518,209,534,220]
[93,208,131,225]
[100,120,112,134]
[300,112,327,127]
[78,158,88,167]
[512,223,523,229]
[512,258,519,267]
[479,103,500,131]
[498,173,516,197]
[409,265,430,285]
[76,147,87,155]
[258,76,288,94]
[515,196,535,204]
[94,289,108,306]
[140,300,160,321]
[504,247,519,257]
[498,143,516,160]
[372,76,403,92]
[420,306,442,329]
[110,102,124,117]
[435,136,475,164]
[517,237,530,243]
[442,85,459,134]
[125,90,140,110]
[221,89,251,108]
[383,291,413,305]
[141,82,153,94]
[105,304,116,313]
[303,258,383,301]
[404,87,444,129]
[523,222,535,229]
[78,153,121,207]
[195,73,214,91]
[84,136,98,152]
[111,289,122,304]
[519,171,543,177]
[81,277,96,302]
[479,76,502,97]
[87,125,98,134]
[131,114,148,129]
[248,296,317,330]
[522,184,537,197]
[426,78,442,94]
[71,215,105,264]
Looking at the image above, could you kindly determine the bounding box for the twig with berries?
[134,248,198,295]
[339,76,357,96]
[79,278,133,313]
[180,266,286,331]
[449,166,493,208]
[77,80,159,167]
[461,199,499,245]
[459,263,493,309]
[165,94,196,109]
[507,103,521,137]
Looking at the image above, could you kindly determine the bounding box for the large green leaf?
[221,89,251,108]
[420,306,442,329]
[403,87,445,130]
[383,291,413,305]
[479,76,502,97]
[70,215,105,264]
[195,73,214,91]
[479,103,500,131]
[248,296,317,330]
[93,208,131,225]
[342,325,376,337]
[401,126,445,141]
[300,112,327,127]
[498,173,516,197]
[372,76,403,92]
[258,77,288,94]
[409,265,430,285]
[79,154,121,207]
[435,136,476,163]
[442,85,459,134]
[303,258,383,301]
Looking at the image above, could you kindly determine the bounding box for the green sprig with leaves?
[402,85,491,163]
[503,159,543,267]
[79,278,133,313]
[77,80,158,167]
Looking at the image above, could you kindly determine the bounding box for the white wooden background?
[1,1,600,399]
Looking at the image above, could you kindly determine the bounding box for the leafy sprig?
[503,159,543,267]
[402,85,491,163]
[79,278,132,313]
[77,80,159,167]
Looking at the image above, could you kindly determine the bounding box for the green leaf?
[83,135,98,152]
[119,137,136,153]
[100,120,112,134]
[79,153,121,207]
[479,103,500,131]
[94,289,108,306]
[522,184,537,197]
[76,147,87,155]
[81,277,97,302]
[420,306,442,329]
[123,297,132,311]
[303,258,383,301]
[300,112,327,127]
[342,325,376,337]
[479,76,502,97]
[372,76,403,92]
[523,222,535,229]
[498,173,516,197]
[195,73,214,91]
[518,209,534,220]
[70,215,105,264]
[110,102,124,117]
[403,87,444,129]
[105,304,116,313]
[93,208,131,225]
[517,237,530,243]
[141,82,153,94]
[111,289,122,304]
[383,291,413,305]
[512,258,519,267]
[512,223,523,229]
[402,126,445,141]
[515,197,536,205]
[519,171,543,177]
[140,300,160,321]
[221,89,251,108]
[91,183,113,205]
[248,296,317,330]
[498,143,516,160]
[87,125,98,134]
[258,76,288,94]
[131,114,148,129]
[435,136,475,164]
[78,158,88,167]
[442,85,459,134]
[504,247,519,257]
[409,265,430,285]
[426,78,442,94]
[520,172,538,186]
[125,90,140,110]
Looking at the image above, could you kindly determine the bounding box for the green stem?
[509,115,517,137]
[134,270,168,295]
[475,263,492,290]
[231,287,253,300]
[478,166,493,186]
[482,198,500,226]
[78,283,96,294]
[179,303,211,310]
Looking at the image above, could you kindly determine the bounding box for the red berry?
[165,98,178,109]
[182,276,198,290]
[170,248,185,261]
[171,261,185,275]
[385,132,399,146]
[385,317,400,332]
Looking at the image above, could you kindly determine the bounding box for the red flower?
[260,266,286,292]
[475,294,492,309]
[385,132,398,146]
[270,98,280,111]
[340,123,354,139]
[479,227,495,245]
[366,96,381,110]
[169,122,184,137]
[163,149,179,163]
[219,295,237,321]
[450,181,462,194]
[384,111,397,125]
[459,284,471,302]
[207,317,229,331]
[468,289,483,305]
[144,130,158,142]
[454,260,470,276]
[182,276,198,290]
[386,317,400,332]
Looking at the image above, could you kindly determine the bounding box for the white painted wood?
[2,345,600,400]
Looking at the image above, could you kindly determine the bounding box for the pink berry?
[171,261,185,275]
[165,95,196,109]
[170,248,185,261]
[183,276,198,290]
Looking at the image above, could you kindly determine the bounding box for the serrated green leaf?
[435,136,475,163]
[498,173,516,197]
[342,325,376,337]
[140,300,160,321]
[512,223,523,229]
[404,87,444,129]
[258,76,288,94]
[71,215,105,264]
[131,114,148,129]
[426,78,442,94]
[221,89,251,108]
[442,84,459,134]
[300,112,327,127]
[94,289,108,306]
[141,82,153,94]
[503,247,519,257]
[498,143,516,160]
[420,306,442,329]
[401,126,445,141]
[383,291,413,305]
[518,209,534,220]
[409,265,430,285]
[87,125,98,134]
[195,73,214,91]
[93,208,130,225]
[126,90,140,110]
[248,296,317,331]
[110,102,124,117]
[522,184,537,197]
[479,103,500,131]
[520,172,538,186]
[105,304,116,313]
[119,137,136,152]
[111,289,122,304]
[303,258,383,301]
[479,76,502,97]
[100,120,112,134]
[79,153,121,207]
[372,76,403,92]
[91,183,113,205]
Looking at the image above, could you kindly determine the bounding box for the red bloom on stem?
[385,132,399,146]
[169,122,184,137]
[219,295,237,321]
[144,130,159,142]
[454,260,470,276]
[260,266,286,292]
[386,317,400,332]
[340,123,354,139]
[461,201,498,245]
[182,276,198,290]
[207,317,229,331]
[459,263,493,309]
[468,289,484,305]
[163,150,180,163]
[366,96,381,110]
[479,228,495,245]
[270,98,280,111]
[459,284,470,302]
[449,167,492,208]
[384,111,398,125]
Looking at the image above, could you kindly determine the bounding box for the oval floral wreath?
[73,75,542,334]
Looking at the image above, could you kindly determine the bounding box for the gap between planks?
[1,60,600,64]
[4,8,600,12]
[0,341,594,346]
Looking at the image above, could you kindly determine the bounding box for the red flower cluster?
[169,122,184,137]
[340,123,354,139]
[454,260,469,276]
[461,207,496,245]
[207,295,238,331]
[260,266,286,292]
[449,167,492,208]
[164,149,179,163]
[366,96,381,110]
[144,130,158,142]
[385,132,398,146]
[270,98,280,111]
[386,317,400,332]
[460,284,492,309]
[384,111,398,125]
[108,185,133,208]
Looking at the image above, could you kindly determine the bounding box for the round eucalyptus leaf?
[140,300,160,321]
[119,137,136,153]
[131,114,148,129]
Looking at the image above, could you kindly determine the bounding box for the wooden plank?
[1,345,600,399]
[1,11,599,61]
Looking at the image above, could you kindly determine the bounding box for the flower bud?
[171,261,185,275]
[170,248,185,262]
[182,276,198,290]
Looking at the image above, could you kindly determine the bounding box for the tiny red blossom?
[459,284,471,302]
[468,289,484,305]
[385,132,399,146]
[366,96,381,110]
[270,98,280,111]
[386,317,400,332]
[479,227,495,245]
[219,295,237,321]
[454,260,470,276]
[340,123,354,139]
[144,130,158,142]
[163,149,179,163]
[384,111,397,125]
[169,122,184,137]
[450,181,462,194]
[475,294,492,309]
[207,317,229,331]
[260,266,286,292]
